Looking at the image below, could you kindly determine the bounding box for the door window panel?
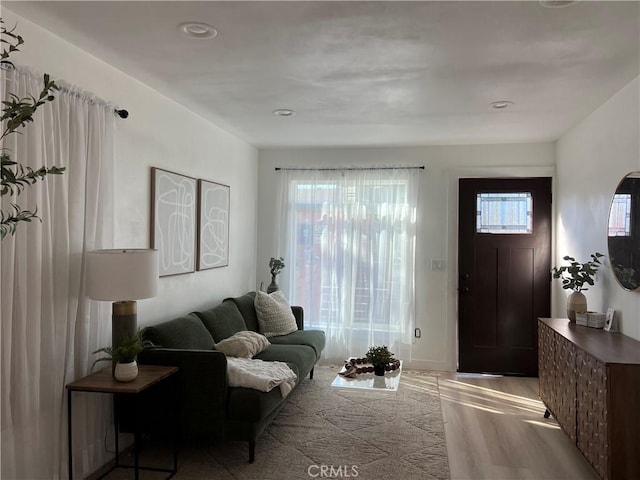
[608,193,631,237]
[476,192,533,234]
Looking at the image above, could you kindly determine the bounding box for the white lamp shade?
[87,249,158,301]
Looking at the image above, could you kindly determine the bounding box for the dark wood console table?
[538,318,640,480]
[67,365,179,480]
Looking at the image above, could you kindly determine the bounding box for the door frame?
[446,166,556,372]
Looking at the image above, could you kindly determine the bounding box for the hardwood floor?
[438,373,599,480]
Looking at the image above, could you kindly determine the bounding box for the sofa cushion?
[196,300,247,342]
[254,291,298,338]
[253,344,316,380]
[267,330,326,360]
[226,292,259,332]
[143,313,214,350]
[214,331,270,358]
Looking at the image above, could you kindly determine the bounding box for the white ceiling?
[5,1,640,148]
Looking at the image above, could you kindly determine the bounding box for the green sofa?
[136,291,325,462]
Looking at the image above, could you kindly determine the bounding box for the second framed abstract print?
[197,179,230,270]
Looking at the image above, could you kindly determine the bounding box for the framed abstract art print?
[197,179,230,270]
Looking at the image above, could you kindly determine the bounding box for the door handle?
[459,273,471,293]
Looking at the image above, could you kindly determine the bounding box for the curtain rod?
[275,166,425,172]
[1,62,128,119]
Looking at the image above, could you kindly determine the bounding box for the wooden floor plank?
[438,373,600,480]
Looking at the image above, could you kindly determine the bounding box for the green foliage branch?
[269,256,285,277]
[1,18,65,239]
[91,330,146,371]
[365,345,396,367]
[551,252,605,292]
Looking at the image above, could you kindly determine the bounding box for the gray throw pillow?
[214,331,270,358]
[254,290,298,338]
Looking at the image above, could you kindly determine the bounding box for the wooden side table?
[66,365,179,480]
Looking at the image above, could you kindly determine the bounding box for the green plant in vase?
[92,330,144,382]
[1,18,65,239]
[365,345,396,376]
[552,252,604,322]
[267,256,285,293]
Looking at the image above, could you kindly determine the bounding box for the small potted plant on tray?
[92,330,144,382]
[365,345,396,376]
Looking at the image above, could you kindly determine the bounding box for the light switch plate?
[431,259,445,271]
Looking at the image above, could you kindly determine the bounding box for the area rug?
[112,366,450,480]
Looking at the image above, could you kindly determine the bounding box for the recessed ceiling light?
[178,22,217,39]
[491,101,514,109]
[272,109,296,117]
[539,1,578,8]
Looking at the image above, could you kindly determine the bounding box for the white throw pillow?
[254,290,298,338]
[214,331,270,358]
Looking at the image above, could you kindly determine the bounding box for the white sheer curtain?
[276,168,419,363]
[1,68,115,479]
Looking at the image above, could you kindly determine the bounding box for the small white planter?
[567,291,587,323]
[114,361,138,382]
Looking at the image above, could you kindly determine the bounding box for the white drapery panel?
[1,68,115,479]
[276,168,419,363]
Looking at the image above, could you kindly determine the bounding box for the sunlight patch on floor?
[443,379,542,406]
[438,395,506,414]
[438,378,544,416]
[524,419,560,429]
[440,380,543,414]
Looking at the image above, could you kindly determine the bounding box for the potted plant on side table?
[92,330,144,382]
[552,252,604,322]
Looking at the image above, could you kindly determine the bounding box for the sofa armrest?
[291,306,304,330]
[135,348,229,441]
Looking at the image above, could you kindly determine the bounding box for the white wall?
[258,144,555,371]
[4,9,259,322]
[555,77,640,340]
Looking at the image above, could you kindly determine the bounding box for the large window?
[277,168,419,362]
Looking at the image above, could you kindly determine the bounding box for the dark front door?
[458,177,551,375]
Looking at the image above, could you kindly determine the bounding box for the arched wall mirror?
[608,171,640,291]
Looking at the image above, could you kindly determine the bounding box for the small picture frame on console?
[604,307,617,332]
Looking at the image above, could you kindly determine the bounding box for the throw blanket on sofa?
[226,358,297,397]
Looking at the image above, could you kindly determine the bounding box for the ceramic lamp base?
[112,301,137,348]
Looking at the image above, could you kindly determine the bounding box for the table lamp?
[87,249,158,350]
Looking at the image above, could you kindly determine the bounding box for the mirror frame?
[607,171,640,291]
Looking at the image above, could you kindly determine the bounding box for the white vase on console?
[567,291,587,323]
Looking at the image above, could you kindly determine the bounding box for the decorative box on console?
[575,311,606,328]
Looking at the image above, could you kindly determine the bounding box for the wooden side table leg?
[173,375,179,475]
[113,395,120,468]
[134,394,140,480]
[67,391,73,480]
